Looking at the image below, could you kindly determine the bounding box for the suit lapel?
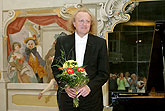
[66,34,76,61]
[83,34,95,65]
[68,33,95,65]
[71,35,76,61]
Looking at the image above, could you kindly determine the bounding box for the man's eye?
[86,20,90,23]
[78,20,90,24]
[79,20,84,23]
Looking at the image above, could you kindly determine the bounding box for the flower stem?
[73,97,79,107]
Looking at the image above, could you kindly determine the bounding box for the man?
[51,7,109,111]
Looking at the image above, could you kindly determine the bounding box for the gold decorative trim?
[0,71,1,80]
[12,94,58,107]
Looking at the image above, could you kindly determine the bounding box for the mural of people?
[8,42,38,83]
[24,36,47,83]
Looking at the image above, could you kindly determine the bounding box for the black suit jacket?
[51,33,109,111]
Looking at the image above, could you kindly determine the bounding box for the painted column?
[0,0,8,111]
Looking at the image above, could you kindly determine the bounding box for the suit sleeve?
[51,37,62,85]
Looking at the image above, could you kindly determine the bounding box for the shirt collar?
[75,32,88,41]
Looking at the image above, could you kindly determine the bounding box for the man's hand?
[65,87,77,98]
[77,85,91,98]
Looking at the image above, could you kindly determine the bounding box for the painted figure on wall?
[44,32,67,83]
[24,36,47,83]
[44,40,56,83]
[8,42,38,83]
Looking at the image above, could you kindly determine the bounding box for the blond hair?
[67,7,97,35]
[131,73,136,79]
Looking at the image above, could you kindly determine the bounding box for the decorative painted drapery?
[7,15,68,59]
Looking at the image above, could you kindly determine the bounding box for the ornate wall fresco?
[3,4,81,83]
[2,0,137,83]
[98,0,138,39]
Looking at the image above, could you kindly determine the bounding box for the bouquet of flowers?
[56,60,89,107]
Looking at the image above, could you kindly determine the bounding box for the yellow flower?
[63,60,78,68]
[67,60,75,63]
[63,63,68,69]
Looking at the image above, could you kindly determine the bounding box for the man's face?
[73,12,91,37]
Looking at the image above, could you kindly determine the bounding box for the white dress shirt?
[75,32,88,67]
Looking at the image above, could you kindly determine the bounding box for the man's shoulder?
[57,34,73,41]
[89,34,105,41]
[89,34,106,45]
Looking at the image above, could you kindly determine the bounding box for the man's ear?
[73,21,76,27]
